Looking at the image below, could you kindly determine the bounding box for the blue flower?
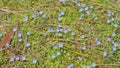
[96,40,101,45]
[86,65,90,68]
[86,10,90,15]
[79,8,83,12]
[51,54,56,58]
[21,55,26,61]
[103,50,107,57]
[67,63,73,68]
[58,43,64,48]
[106,37,111,41]
[114,23,118,28]
[57,51,61,55]
[111,17,114,21]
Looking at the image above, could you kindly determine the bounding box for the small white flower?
[26,32,31,35]
[58,17,62,21]
[42,14,46,18]
[9,56,15,62]
[71,32,75,35]
[24,16,28,21]
[78,57,82,61]
[63,29,68,33]
[21,55,26,61]
[60,11,64,16]
[25,42,31,47]
[108,54,113,57]
[112,41,118,46]
[107,19,111,23]
[38,10,43,15]
[112,46,116,51]
[0,48,2,51]
[59,28,63,32]
[90,5,94,9]
[80,35,85,39]
[59,0,66,4]
[18,38,22,42]
[85,6,89,11]
[67,28,72,32]
[94,17,98,20]
[13,27,17,32]
[82,46,86,50]
[18,32,22,37]
[15,56,20,61]
[32,59,37,64]
[80,14,84,20]
[0,33,2,37]
[112,32,116,36]
[23,65,27,68]
[56,33,62,37]
[86,10,90,15]
[76,3,80,6]
[83,4,86,7]
[92,62,97,67]
[107,13,111,17]
[43,32,47,36]
[53,45,58,49]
